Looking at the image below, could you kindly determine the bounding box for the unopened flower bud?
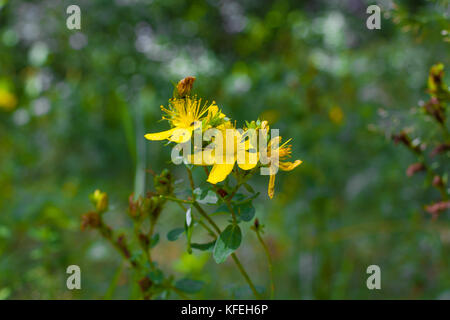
[154,169,173,195]
[423,97,445,124]
[261,121,269,130]
[217,188,228,198]
[428,63,445,96]
[392,132,411,148]
[90,189,108,213]
[406,163,425,177]
[425,201,450,219]
[81,211,100,231]
[432,175,444,188]
[254,218,260,230]
[430,143,450,157]
[128,194,144,218]
[177,76,196,97]
[138,277,153,293]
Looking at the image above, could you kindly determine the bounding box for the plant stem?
[255,228,274,299]
[161,195,193,204]
[134,223,152,267]
[147,220,156,267]
[175,201,216,238]
[192,200,260,299]
[187,166,261,299]
[186,166,196,198]
[231,253,262,299]
[192,201,221,234]
[170,286,190,300]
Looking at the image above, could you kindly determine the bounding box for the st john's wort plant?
[82,77,303,299]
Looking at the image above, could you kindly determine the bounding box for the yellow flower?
[0,88,17,111]
[265,136,302,199]
[192,124,258,184]
[144,97,214,144]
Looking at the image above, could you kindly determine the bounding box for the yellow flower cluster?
[145,77,302,198]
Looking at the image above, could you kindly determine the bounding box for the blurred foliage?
[0,0,449,299]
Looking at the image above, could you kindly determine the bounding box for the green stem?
[147,220,156,267]
[231,253,262,299]
[438,121,450,143]
[175,201,216,238]
[161,195,193,204]
[193,201,260,299]
[186,166,196,199]
[170,286,190,300]
[255,228,274,299]
[192,201,221,234]
[181,166,261,299]
[134,222,152,267]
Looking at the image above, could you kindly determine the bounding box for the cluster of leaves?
[82,157,268,299]
[392,63,449,219]
[168,171,260,265]
[81,170,204,299]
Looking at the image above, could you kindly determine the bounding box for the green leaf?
[167,228,185,241]
[150,233,159,248]
[191,240,216,252]
[193,187,208,199]
[213,204,229,214]
[175,279,204,294]
[233,193,246,202]
[242,183,255,194]
[234,202,255,222]
[213,224,242,264]
[194,188,218,204]
[148,269,164,284]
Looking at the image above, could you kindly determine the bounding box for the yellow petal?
[268,174,276,199]
[237,150,259,171]
[168,127,193,143]
[238,161,257,171]
[144,128,177,141]
[207,163,235,184]
[279,160,302,171]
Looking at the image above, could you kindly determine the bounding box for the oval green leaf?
[213,224,242,264]
[235,202,255,222]
[175,279,204,294]
[167,228,184,241]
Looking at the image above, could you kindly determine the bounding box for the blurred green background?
[0,0,449,299]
